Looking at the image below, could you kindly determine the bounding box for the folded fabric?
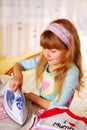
[33,107,87,130]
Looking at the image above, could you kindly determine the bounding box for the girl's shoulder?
[64,64,79,85]
[67,63,79,76]
[70,63,78,71]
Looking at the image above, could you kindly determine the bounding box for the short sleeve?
[18,56,40,70]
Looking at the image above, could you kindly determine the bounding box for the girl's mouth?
[47,59,51,62]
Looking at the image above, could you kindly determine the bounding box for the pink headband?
[46,23,71,47]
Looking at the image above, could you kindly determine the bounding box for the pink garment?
[41,79,50,90]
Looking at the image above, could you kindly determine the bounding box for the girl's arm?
[10,63,23,92]
[10,56,40,92]
[50,64,79,107]
[18,56,40,70]
[24,92,50,109]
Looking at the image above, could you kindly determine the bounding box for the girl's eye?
[51,50,56,53]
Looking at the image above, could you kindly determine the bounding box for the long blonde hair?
[36,18,83,95]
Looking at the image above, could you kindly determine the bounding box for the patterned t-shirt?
[40,64,57,100]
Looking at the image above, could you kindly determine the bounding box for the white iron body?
[4,81,28,125]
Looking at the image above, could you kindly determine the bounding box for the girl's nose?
[44,49,50,58]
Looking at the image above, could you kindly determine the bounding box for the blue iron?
[3,81,28,125]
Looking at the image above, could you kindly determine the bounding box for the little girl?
[10,18,83,109]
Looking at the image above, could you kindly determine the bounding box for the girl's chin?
[47,62,53,66]
[47,61,52,65]
[48,62,58,66]
[47,60,56,66]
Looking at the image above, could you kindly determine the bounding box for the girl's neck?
[48,65,57,73]
[48,64,62,73]
[48,66,54,72]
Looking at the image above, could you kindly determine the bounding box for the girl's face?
[42,48,65,66]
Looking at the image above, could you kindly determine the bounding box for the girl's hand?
[10,75,23,92]
[24,92,30,99]
[24,92,50,109]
